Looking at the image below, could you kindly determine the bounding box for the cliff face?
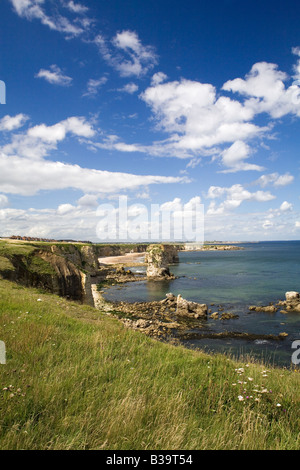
[0,242,150,306]
[3,251,85,301]
[95,244,148,257]
[0,242,179,305]
[49,244,99,275]
[0,243,104,304]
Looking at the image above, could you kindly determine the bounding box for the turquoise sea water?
[102,242,300,367]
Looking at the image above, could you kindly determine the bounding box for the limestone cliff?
[0,242,150,306]
[145,244,179,280]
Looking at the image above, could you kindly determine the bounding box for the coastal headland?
[0,238,289,345]
[1,237,300,450]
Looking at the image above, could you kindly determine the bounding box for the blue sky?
[0,0,300,241]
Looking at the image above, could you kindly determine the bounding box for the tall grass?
[0,278,299,450]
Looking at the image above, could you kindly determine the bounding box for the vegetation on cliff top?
[0,277,299,450]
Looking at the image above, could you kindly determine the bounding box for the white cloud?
[57,203,76,215]
[1,116,96,160]
[62,1,89,14]
[220,140,264,172]
[262,219,274,230]
[0,205,98,241]
[140,78,267,163]
[89,134,145,154]
[0,196,204,242]
[222,61,300,119]
[160,198,183,212]
[118,83,139,94]
[292,46,300,81]
[254,172,294,188]
[0,116,187,198]
[0,114,29,132]
[274,173,295,187]
[184,196,202,210]
[279,201,293,212]
[206,183,275,215]
[95,30,158,77]
[77,194,99,207]
[9,0,86,37]
[131,54,300,167]
[151,72,168,86]
[83,77,108,97]
[0,153,187,197]
[35,65,73,86]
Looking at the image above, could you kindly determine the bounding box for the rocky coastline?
[0,239,292,347]
[95,248,293,346]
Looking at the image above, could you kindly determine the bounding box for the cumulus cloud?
[0,114,29,132]
[140,77,267,164]
[0,114,187,198]
[222,61,300,119]
[35,65,73,86]
[220,140,264,172]
[57,203,76,215]
[0,205,98,241]
[206,183,275,215]
[279,201,293,212]
[0,195,203,242]
[121,53,300,168]
[1,116,95,159]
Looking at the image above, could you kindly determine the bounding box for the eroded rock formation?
[145,244,178,280]
[248,291,300,314]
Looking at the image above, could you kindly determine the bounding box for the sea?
[102,241,300,368]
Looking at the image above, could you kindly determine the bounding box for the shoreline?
[97,243,244,266]
[98,252,146,265]
[94,255,291,354]
[95,287,290,348]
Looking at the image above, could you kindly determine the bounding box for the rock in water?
[176,294,207,319]
[145,244,178,280]
[285,291,300,302]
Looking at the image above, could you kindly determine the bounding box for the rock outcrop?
[161,293,207,319]
[281,291,300,313]
[249,291,300,314]
[285,291,300,303]
[145,244,178,280]
[248,305,277,313]
[176,294,207,318]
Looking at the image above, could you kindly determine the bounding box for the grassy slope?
[0,280,299,450]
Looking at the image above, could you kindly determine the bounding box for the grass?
[0,277,299,450]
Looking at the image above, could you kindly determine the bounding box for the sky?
[0,0,300,241]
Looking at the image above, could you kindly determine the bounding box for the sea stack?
[145,244,178,280]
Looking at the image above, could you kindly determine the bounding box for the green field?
[0,277,299,450]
